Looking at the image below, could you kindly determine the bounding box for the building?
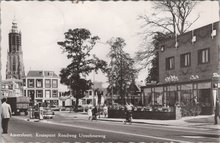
[81,82,106,107]
[1,79,23,97]
[23,70,59,107]
[6,19,25,80]
[141,21,220,114]
[127,80,144,106]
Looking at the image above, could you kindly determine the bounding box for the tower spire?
[12,16,18,33]
[6,19,25,80]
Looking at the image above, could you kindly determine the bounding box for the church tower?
[6,19,25,79]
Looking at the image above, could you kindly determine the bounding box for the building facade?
[82,82,105,107]
[23,70,59,107]
[1,79,23,97]
[142,22,220,114]
[6,19,25,80]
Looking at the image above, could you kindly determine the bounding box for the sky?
[1,1,219,87]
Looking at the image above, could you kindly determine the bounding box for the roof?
[26,70,58,78]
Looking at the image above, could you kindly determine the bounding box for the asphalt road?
[2,114,220,143]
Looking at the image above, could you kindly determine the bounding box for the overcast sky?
[1,1,219,86]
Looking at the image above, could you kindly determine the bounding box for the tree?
[94,88,103,105]
[58,28,107,111]
[136,0,199,83]
[106,37,137,105]
[145,32,172,83]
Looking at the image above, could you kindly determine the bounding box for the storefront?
[141,79,218,115]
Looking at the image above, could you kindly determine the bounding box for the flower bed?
[108,105,177,120]
[108,109,176,120]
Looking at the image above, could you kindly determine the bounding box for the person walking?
[92,106,98,120]
[1,98,12,134]
[214,98,220,125]
[103,105,108,118]
[124,102,133,124]
[87,107,92,120]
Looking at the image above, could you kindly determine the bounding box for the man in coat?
[1,98,12,134]
[214,98,220,125]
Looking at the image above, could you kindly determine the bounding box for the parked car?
[50,106,60,111]
[74,105,84,112]
[42,109,55,119]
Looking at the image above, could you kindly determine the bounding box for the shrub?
[180,100,201,117]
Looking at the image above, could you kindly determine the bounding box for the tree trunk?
[75,97,79,112]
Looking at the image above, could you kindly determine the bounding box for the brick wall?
[159,22,219,83]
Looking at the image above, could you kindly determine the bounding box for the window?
[180,53,191,67]
[45,90,51,98]
[89,90,93,96]
[52,90,58,98]
[166,57,175,70]
[23,79,26,86]
[28,79,34,88]
[36,79,43,88]
[36,90,43,98]
[28,90,35,98]
[198,48,210,64]
[52,79,58,88]
[45,79,51,88]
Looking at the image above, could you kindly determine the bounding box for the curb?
[97,118,177,126]
[97,118,220,130]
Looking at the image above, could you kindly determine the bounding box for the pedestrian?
[1,98,12,134]
[214,98,220,125]
[103,105,108,118]
[92,106,97,120]
[87,107,92,120]
[124,102,133,124]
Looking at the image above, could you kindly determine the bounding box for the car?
[42,109,55,119]
[74,105,84,112]
[51,106,60,111]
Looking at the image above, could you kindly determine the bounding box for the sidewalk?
[54,111,220,130]
[98,115,220,130]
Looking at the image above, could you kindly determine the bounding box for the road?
[2,114,220,143]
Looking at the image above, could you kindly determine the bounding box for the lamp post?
[212,73,220,107]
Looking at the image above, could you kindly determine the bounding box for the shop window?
[36,79,43,88]
[198,48,210,64]
[52,79,58,88]
[28,79,34,88]
[166,91,177,106]
[36,90,43,98]
[166,57,175,70]
[45,79,51,88]
[52,90,58,98]
[181,90,193,102]
[180,53,191,67]
[198,89,211,106]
